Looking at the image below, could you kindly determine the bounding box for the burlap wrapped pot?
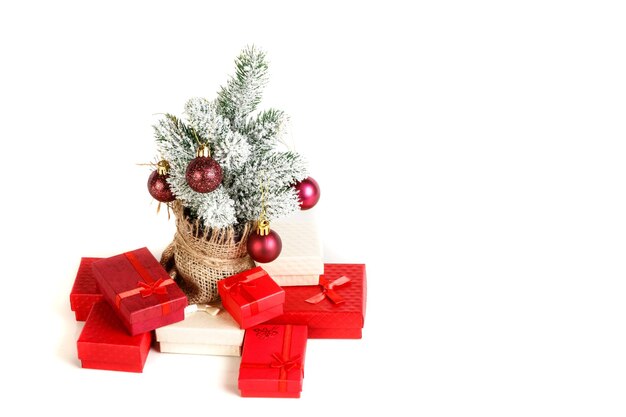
[160,201,256,303]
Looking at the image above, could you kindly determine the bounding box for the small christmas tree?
[153,46,308,230]
[151,46,320,303]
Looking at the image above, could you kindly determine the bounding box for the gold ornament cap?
[257,219,270,236]
[157,160,170,175]
[196,144,211,158]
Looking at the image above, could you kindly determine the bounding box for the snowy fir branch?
[243,108,288,153]
[217,45,269,130]
[153,47,308,230]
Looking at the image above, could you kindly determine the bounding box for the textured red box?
[92,248,187,335]
[265,264,366,339]
[218,266,285,329]
[77,301,152,372]
[239,324,307,398]
[70,257,104,321]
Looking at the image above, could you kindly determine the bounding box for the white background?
[1,1,625,415]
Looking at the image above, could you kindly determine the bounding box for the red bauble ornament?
[186,144,223,193]
[148,160,175,203]
[247,220,282,263]
[294,176,320,210]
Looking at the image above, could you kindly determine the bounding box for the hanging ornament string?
[258,175,270,236]
[191,127,201,145]
[247,173,282,263]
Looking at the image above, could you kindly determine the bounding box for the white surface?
[1,1,626,416]
[257,210,324,285]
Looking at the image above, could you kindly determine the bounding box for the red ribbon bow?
[114,251,175,315]
[270,353,302,372]
[137,278,170,297]
[223,274,258,295]
[305,275,351,304]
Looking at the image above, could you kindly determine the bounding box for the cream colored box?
[270,273,320,286]
[155,304,244,356]
[257,210,323,286]
[157,342,241,356]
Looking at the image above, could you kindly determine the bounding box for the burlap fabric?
[160,201,255,303]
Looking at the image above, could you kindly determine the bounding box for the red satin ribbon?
[305,275,351,304]
[241,324,301,393]
[270,352,302,372]
[114,251,175,315]
[137,278,170,297]
[224,269,265,315]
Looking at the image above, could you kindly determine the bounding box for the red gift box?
[239,324,307,398]
[92,247,187,335]
[218,266,285,329]
[265,264,367,339]
[70,257,104,321]
[77,301,152,372]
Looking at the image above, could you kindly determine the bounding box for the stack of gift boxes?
[69,212,366,398]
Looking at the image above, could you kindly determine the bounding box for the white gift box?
[257,210,324,286]
[155,304,245,356]
[157,342,241,356]
[269,273,320,286]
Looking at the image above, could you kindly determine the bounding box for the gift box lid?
[239,324,307,394]
[266,264,367,330]
[255,211,323,277]
[218,266,285,319]
[77,301,152,365]
[155,304,244,345]
[71,258,101,297]
[70,257,103,314]
[92,248,187,326]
